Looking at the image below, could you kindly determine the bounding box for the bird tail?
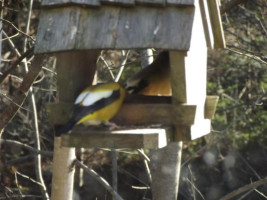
[55,118,76,136]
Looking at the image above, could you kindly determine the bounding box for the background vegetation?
[0,0,266,199]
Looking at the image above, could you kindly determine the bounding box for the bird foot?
[103,121,120,131]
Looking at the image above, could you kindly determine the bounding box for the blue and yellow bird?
[56,82,125,136]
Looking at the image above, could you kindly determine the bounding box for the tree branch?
[0,55,45,131]
[74,159,124,200]
[0,47,34,84]
[221,0,248,14]
[0,139,53,156]
[220,178,267,200]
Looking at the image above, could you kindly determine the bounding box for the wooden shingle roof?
[34,0,225,54]
[41,0,195,7]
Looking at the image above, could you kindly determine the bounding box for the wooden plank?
[166,0,195,6]
[124,95,171,104]
[41,0,195,6]
[115,6,194,50]
[61,128,171,148]
[199,0,214,48]
[207,0,226,48]
[113,103,196,126]
[46,103,197,126]
[101,0,135,6]
[35,7,81,53]
[204,96,219,119]
[135,0,165,6]
[42,0,100,7]
[35,6,194,53]
[169,51,187,104]
[56,51,99,102]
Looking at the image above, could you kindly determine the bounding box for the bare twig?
[2,30,22,56]
[219,178,267,200]
[16,170,44,187]
[115,50,130,82]
[74,160,124,200]
[111,149,118,200]
[99,55,115,80]
[0,55,44,130]
[0,139,53,156]
[0,195,42,199]
[220,0,248,14]
[0,46,34,84]
[0,18,35,41]
[22,1,49,199]
[226,47,267,65]
[1,32,19,41]
[137,149,152,184]
[186,178,205,200]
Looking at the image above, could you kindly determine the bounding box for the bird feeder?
[35,0,224,199]
[37,0,223,147]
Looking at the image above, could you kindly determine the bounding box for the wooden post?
[150,51,186,200]
[51,50,99,200]
[150,142,183,200]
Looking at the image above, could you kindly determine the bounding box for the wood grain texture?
[199,0,213,48]
[101,0,135,6]
[35,6,194,53]
[204,96,219,119]
[207,0,226,48]
[166,0,195,6]
[46,102,197,126]
[56,50,99,102]
[135,0,165,6]
[42,0,100,6]
[61,128,171,148]
[41,0,195,6]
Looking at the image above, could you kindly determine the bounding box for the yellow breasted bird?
[56,82,125,136]
[125,51,171,96]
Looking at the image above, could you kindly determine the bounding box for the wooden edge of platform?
[61,127,173,149]
[204,95,219,119]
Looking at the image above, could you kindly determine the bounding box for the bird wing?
[56,87,121,136]
[72,89,121,123]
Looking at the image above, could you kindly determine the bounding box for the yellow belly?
[76,98,123,125]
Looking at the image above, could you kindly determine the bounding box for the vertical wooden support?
[150,51,185,200]
[51,50,99,200]
[150,142,183,200]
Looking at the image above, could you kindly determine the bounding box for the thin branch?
[74,160,124,200]
[0,195,42,199]
[22,1,49,199]
[115,50,130,82]
[0,55,44,136]
[111,149,118,200]
[1,32,19,41]
[0,47,34,84]
[137,149,152,184]
[2,30,22,56]
[0,139,53,156]
[186,178,205,200]
[220,178,267,200]
[231,146,262,180]
[16,170,44,187]
[99,55,115,80]
[0,92,32,112]
[226,47,267,65]
[220,0,248,14]
[0,18,35,41]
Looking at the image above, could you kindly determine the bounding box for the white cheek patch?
[74,92,88,104]
[76,90,113,106]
